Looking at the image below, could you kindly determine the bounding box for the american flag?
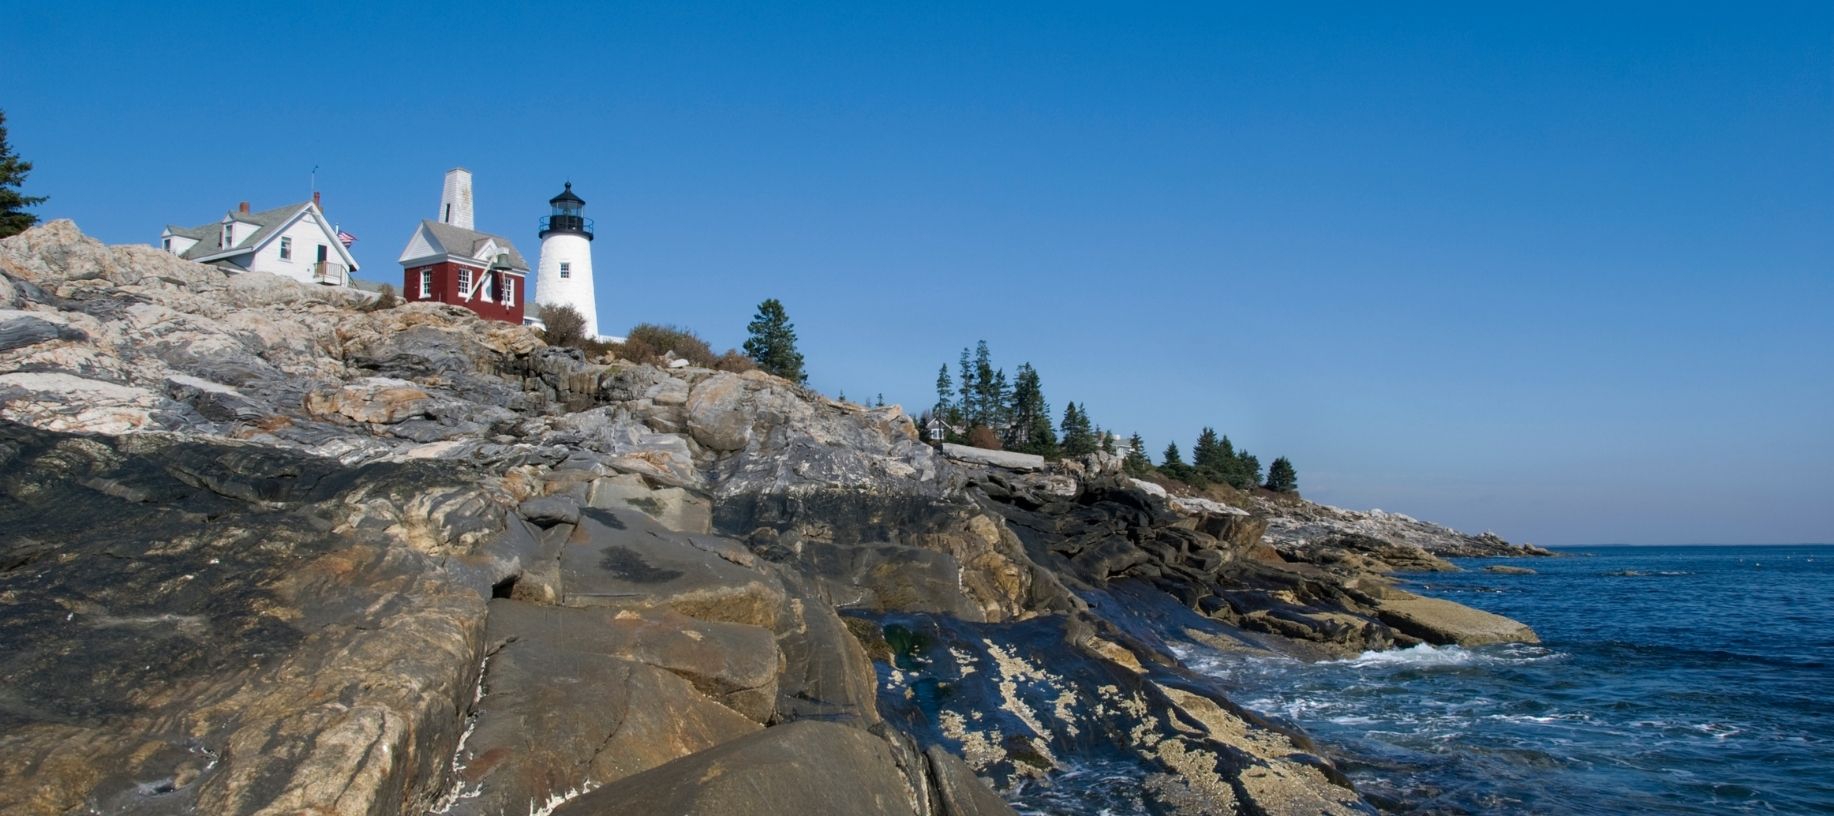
[337,231,357,247]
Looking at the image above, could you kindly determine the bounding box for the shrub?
[361,284,400,312]
[967,426,1002,450]
[539,303,588,348]
[622,323,716,367]
[713,349,757,373]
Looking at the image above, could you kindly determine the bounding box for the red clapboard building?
[396,169,530,324]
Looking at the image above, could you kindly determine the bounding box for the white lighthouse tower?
[533,182,600,337]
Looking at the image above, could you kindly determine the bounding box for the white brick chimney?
[439,168,474,230]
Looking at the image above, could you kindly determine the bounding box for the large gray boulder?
[444,601,765,816]
[550,720,994,816]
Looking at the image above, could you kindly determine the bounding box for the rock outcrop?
[0,222,1538,815]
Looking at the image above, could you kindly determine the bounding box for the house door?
[317,244,329,263]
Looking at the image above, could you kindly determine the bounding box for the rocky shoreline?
[0,222,1541,815]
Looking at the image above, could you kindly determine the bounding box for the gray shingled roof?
[416,219,530,271]
[174,203,308,261]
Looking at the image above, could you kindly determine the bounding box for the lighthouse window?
[560,262,571,279]
[418,269,431,298]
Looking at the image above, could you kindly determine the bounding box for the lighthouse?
[533,182,599,337]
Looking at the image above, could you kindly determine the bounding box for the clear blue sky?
[7,2,1831,546]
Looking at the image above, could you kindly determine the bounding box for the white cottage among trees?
[161,195,358,286]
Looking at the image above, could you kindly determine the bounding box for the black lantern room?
[538,182,594,240]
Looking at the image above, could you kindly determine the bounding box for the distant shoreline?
[1543,542,1833,549]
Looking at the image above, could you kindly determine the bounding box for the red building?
[396,169,531,324]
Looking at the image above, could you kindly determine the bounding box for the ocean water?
[1179,544,1834,814]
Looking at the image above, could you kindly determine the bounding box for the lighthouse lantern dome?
[539,182,593,240]
[550,182,585,216]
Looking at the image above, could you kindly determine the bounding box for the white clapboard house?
[161,194,359,286]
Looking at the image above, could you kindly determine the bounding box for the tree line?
[924,340,1299,493]
[924,341,1112,459]
[1122,428,1298,493]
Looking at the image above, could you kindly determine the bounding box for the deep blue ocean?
[1175,544,1834,814]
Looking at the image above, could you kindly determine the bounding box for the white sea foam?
[1334,643,1477,668]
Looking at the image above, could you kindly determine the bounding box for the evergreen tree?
[1234,451,1262,488]
[957,348,974,422]
[1124,434,1152,475]
[989,368,1011,432]
[971,341,997,427]
[1192,427,1225,479]
[934,365,953,418]
[1159,441,1205,485]
[1002,363,1057,456]
[1099,427,1117,454]
[1212,434,1255,488]
[1266,456,1298,493]
[1061,402,1097,457]
[742,298,807,383]
[0,110,48,239]
[1161,442,1185,468]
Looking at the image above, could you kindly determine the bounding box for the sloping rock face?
[1247,496,1554,559]
[0,223,1534,815]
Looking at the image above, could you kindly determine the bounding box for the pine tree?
[971,341,997,427]
[957,348,974,423]
[1099,427,1117,454]
[742,298,807,383]
[1266,457,1298,493]
[1161,442,1185,468]
[0,109,48,239]
[1159,440,1204,485]
[1061,402,1097,457]
[934,364,953,419]
[1235,451,1262,488]
[1193,427,1225,479]
[989,368,1011,433]
[1002,364,1055,454]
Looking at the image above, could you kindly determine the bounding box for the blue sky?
[7,2,1831,545]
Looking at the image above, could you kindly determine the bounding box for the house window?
[221,224,233,248]
[559,262,570,279]
[162,237,172,252]
[418,269,431,298]
[504,278,515,307]
[280,237,292,260]
[457,267,472,297]
[482,271,495,302]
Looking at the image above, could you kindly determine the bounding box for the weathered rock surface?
[0,222,1539,815]
[941,442,1047,472]
[550,720,959,816]
[1375,595,1541,646]
[1249,495,1553,559]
